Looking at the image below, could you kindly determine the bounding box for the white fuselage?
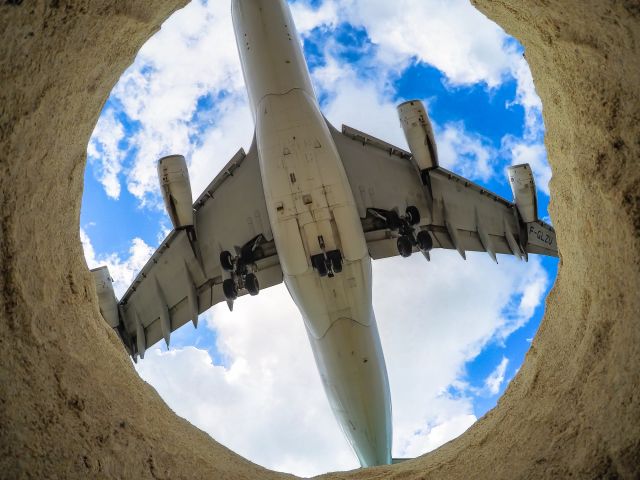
[231,0,392,466]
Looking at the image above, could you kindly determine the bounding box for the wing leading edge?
[91,138,282,360]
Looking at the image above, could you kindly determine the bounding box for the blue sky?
[81,0,557,476]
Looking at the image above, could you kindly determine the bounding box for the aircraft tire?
[328,251,343,273]
[245,273,260,296]
[397,235,413,257]
[417,230,433,251]
[405,206,420,226]
[220,251,234,271]
[222,278,238,300]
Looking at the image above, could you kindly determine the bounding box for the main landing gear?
[220,235,264,301]
[311,249,343,278]
[368,206,433,258]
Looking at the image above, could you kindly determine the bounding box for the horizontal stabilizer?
[392,458,411,464]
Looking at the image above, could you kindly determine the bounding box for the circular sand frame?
[1,1,638,478]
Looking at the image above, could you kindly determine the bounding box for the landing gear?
[220,234,266,301]
[405,206,421,226]
[367,205,433,259]
[222,278,238,301]
[397,235,413,257]
[327,250,343,274]
[311,249,343,278]
[220,251,234,271]
[416,230,433,251]
[245,273,259,296]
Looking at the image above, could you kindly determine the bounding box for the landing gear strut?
[368,206,433,258]
[220,235,265,301]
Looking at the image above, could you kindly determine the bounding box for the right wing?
[330,123,557,261]
[92,138,282,360]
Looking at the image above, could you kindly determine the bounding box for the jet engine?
[91,266,120,328]
[397,100,439,171]
[507,163,538,223]
[157,154,194,230]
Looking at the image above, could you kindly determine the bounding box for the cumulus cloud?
[436,122,496,182]
[87,110,126,199]
[484,356,509,396]
[81,228,154,298]
[88,0,252,208]
[136,286,359,477]
[294,0,519,87]
[371,251,546,458]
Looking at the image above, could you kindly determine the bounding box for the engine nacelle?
[157,154,194,230]
[507,163,538,223]
[91,266,120,328]
[397,99,439,171]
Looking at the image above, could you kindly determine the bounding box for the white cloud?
[136,287,359,477]
[484,356,509,395]
[88,0,251,208]
[315,56,406,146]
[372,251,546,458]
[401,414,476,458]
[290,0,338,32]
[87,110,126,199]
[81,228,154,298]
[436,122,496,182]
[295,0,520,88]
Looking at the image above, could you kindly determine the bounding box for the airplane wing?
[91,138,282,361]
[330,123,558,262]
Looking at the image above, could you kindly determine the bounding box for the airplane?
[91,0,558,468]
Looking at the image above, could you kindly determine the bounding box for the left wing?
[330,123,557,262]
[91,139,282,360]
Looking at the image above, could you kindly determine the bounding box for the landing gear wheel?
[311,254,329,277]
[220,251,234,271]
[416,230,433,251]
[397,235,413,258]
[222,278,238,300]
[317,260,329,277]
[327,251,343,274]
[245,273,260,296]
[405,206,421,226]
